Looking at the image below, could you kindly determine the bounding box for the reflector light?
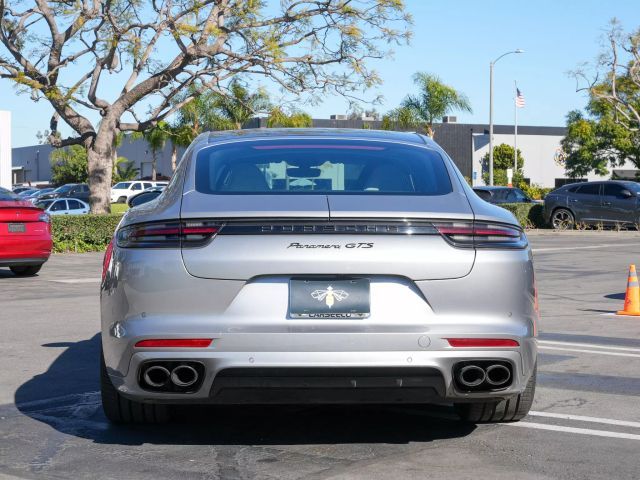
[135,339,213,348]
[445,338,520,348]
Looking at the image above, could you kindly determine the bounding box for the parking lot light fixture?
[489,49,524,186]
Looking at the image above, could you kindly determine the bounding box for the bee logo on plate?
[311,286,349,308]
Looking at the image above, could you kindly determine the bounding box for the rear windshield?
[194,140,452,195]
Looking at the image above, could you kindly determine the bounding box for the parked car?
[473,186,534,204]
[35,198,90,215]
[39,183,90,202]
[127,186,166,208]
[544,180,640,229]
[17,189,39,198]
[0,187,52,276]
[101,128,538,425]
[26,188,55,203]
[12,186,33,194]
[111,181,165,203]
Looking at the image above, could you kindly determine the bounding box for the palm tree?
[383,72,472,137]
[141,122,169,180]
[266,107,312,127]
[165,81,272,172]
[208,79,271,130]
[112,157,139,183]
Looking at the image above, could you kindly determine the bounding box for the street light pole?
[488,49,523,186]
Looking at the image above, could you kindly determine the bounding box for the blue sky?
[2,0,640,147]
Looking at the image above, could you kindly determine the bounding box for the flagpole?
[514,81,518,187]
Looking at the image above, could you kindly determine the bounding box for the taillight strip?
[115,219,526,249]
[116,221,221,248]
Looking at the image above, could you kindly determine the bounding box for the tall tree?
[563,21,640,176]
[0,1,410,213]
[480,143,525,186]
[382,72,472,137]
[50,145,88,185]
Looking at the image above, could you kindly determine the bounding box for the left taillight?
[38,212,50,223]
[116,221,221,248]
[102,238,114,282]
[434,221,527,249]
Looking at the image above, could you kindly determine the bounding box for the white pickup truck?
[111,181,168,203]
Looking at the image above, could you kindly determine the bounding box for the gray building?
[13,118,633,188]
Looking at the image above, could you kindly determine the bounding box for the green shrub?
[500,203,547,229]
[52,214,122,253]
[518,182,553,201]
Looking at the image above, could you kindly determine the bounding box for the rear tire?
[455,364,536,423]
[100,350,170,424]
[10,264,42,276]
[551,208,574,230]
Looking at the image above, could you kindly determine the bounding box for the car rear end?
[0,191,52,271]
[101,132,537,423]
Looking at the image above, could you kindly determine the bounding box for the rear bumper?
[104,334,537,405]
[0,238,51,266]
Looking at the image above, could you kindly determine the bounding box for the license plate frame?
[289,278,370,319]
[8,223,26,233]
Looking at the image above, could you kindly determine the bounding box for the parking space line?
[505,421,640,441]
[538,345,640,358]
[532,243,639,253]
[538,340,640,353]
[528,411,640,428]
[47,278,101,284]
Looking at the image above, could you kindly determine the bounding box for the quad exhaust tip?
[456,362,512,390]
[170,365,199,387]
[459,365,486,387]
[141,362,202,391]
[485,364,511,386]
[143,365,171,387]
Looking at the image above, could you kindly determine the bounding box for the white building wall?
[472,132,634,187]
[0,111,11,189]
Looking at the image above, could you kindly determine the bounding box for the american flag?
[515,88,526,108]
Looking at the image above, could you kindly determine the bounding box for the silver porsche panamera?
[100,128,538,424]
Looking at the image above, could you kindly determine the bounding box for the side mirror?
[620,189,633,198]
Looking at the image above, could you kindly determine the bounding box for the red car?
[0,187,52,276]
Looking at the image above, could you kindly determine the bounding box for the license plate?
[8,223,26,233]
[289,278,370,319]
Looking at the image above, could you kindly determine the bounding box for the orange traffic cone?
[617,264,640,316]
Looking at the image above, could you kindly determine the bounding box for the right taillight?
[434,221,527,249]
[102,238,114,282]
[116,221,221,248]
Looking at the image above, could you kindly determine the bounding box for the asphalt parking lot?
[1,231,640,480]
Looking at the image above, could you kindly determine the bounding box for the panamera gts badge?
[311,286,349,308]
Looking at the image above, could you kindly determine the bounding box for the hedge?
[500,203,547,229]
[52,214,122,253]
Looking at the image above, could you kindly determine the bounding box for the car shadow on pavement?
[0,269,39,279]
[14,334,476,446]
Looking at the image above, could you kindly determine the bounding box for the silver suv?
[100,129,538,424]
